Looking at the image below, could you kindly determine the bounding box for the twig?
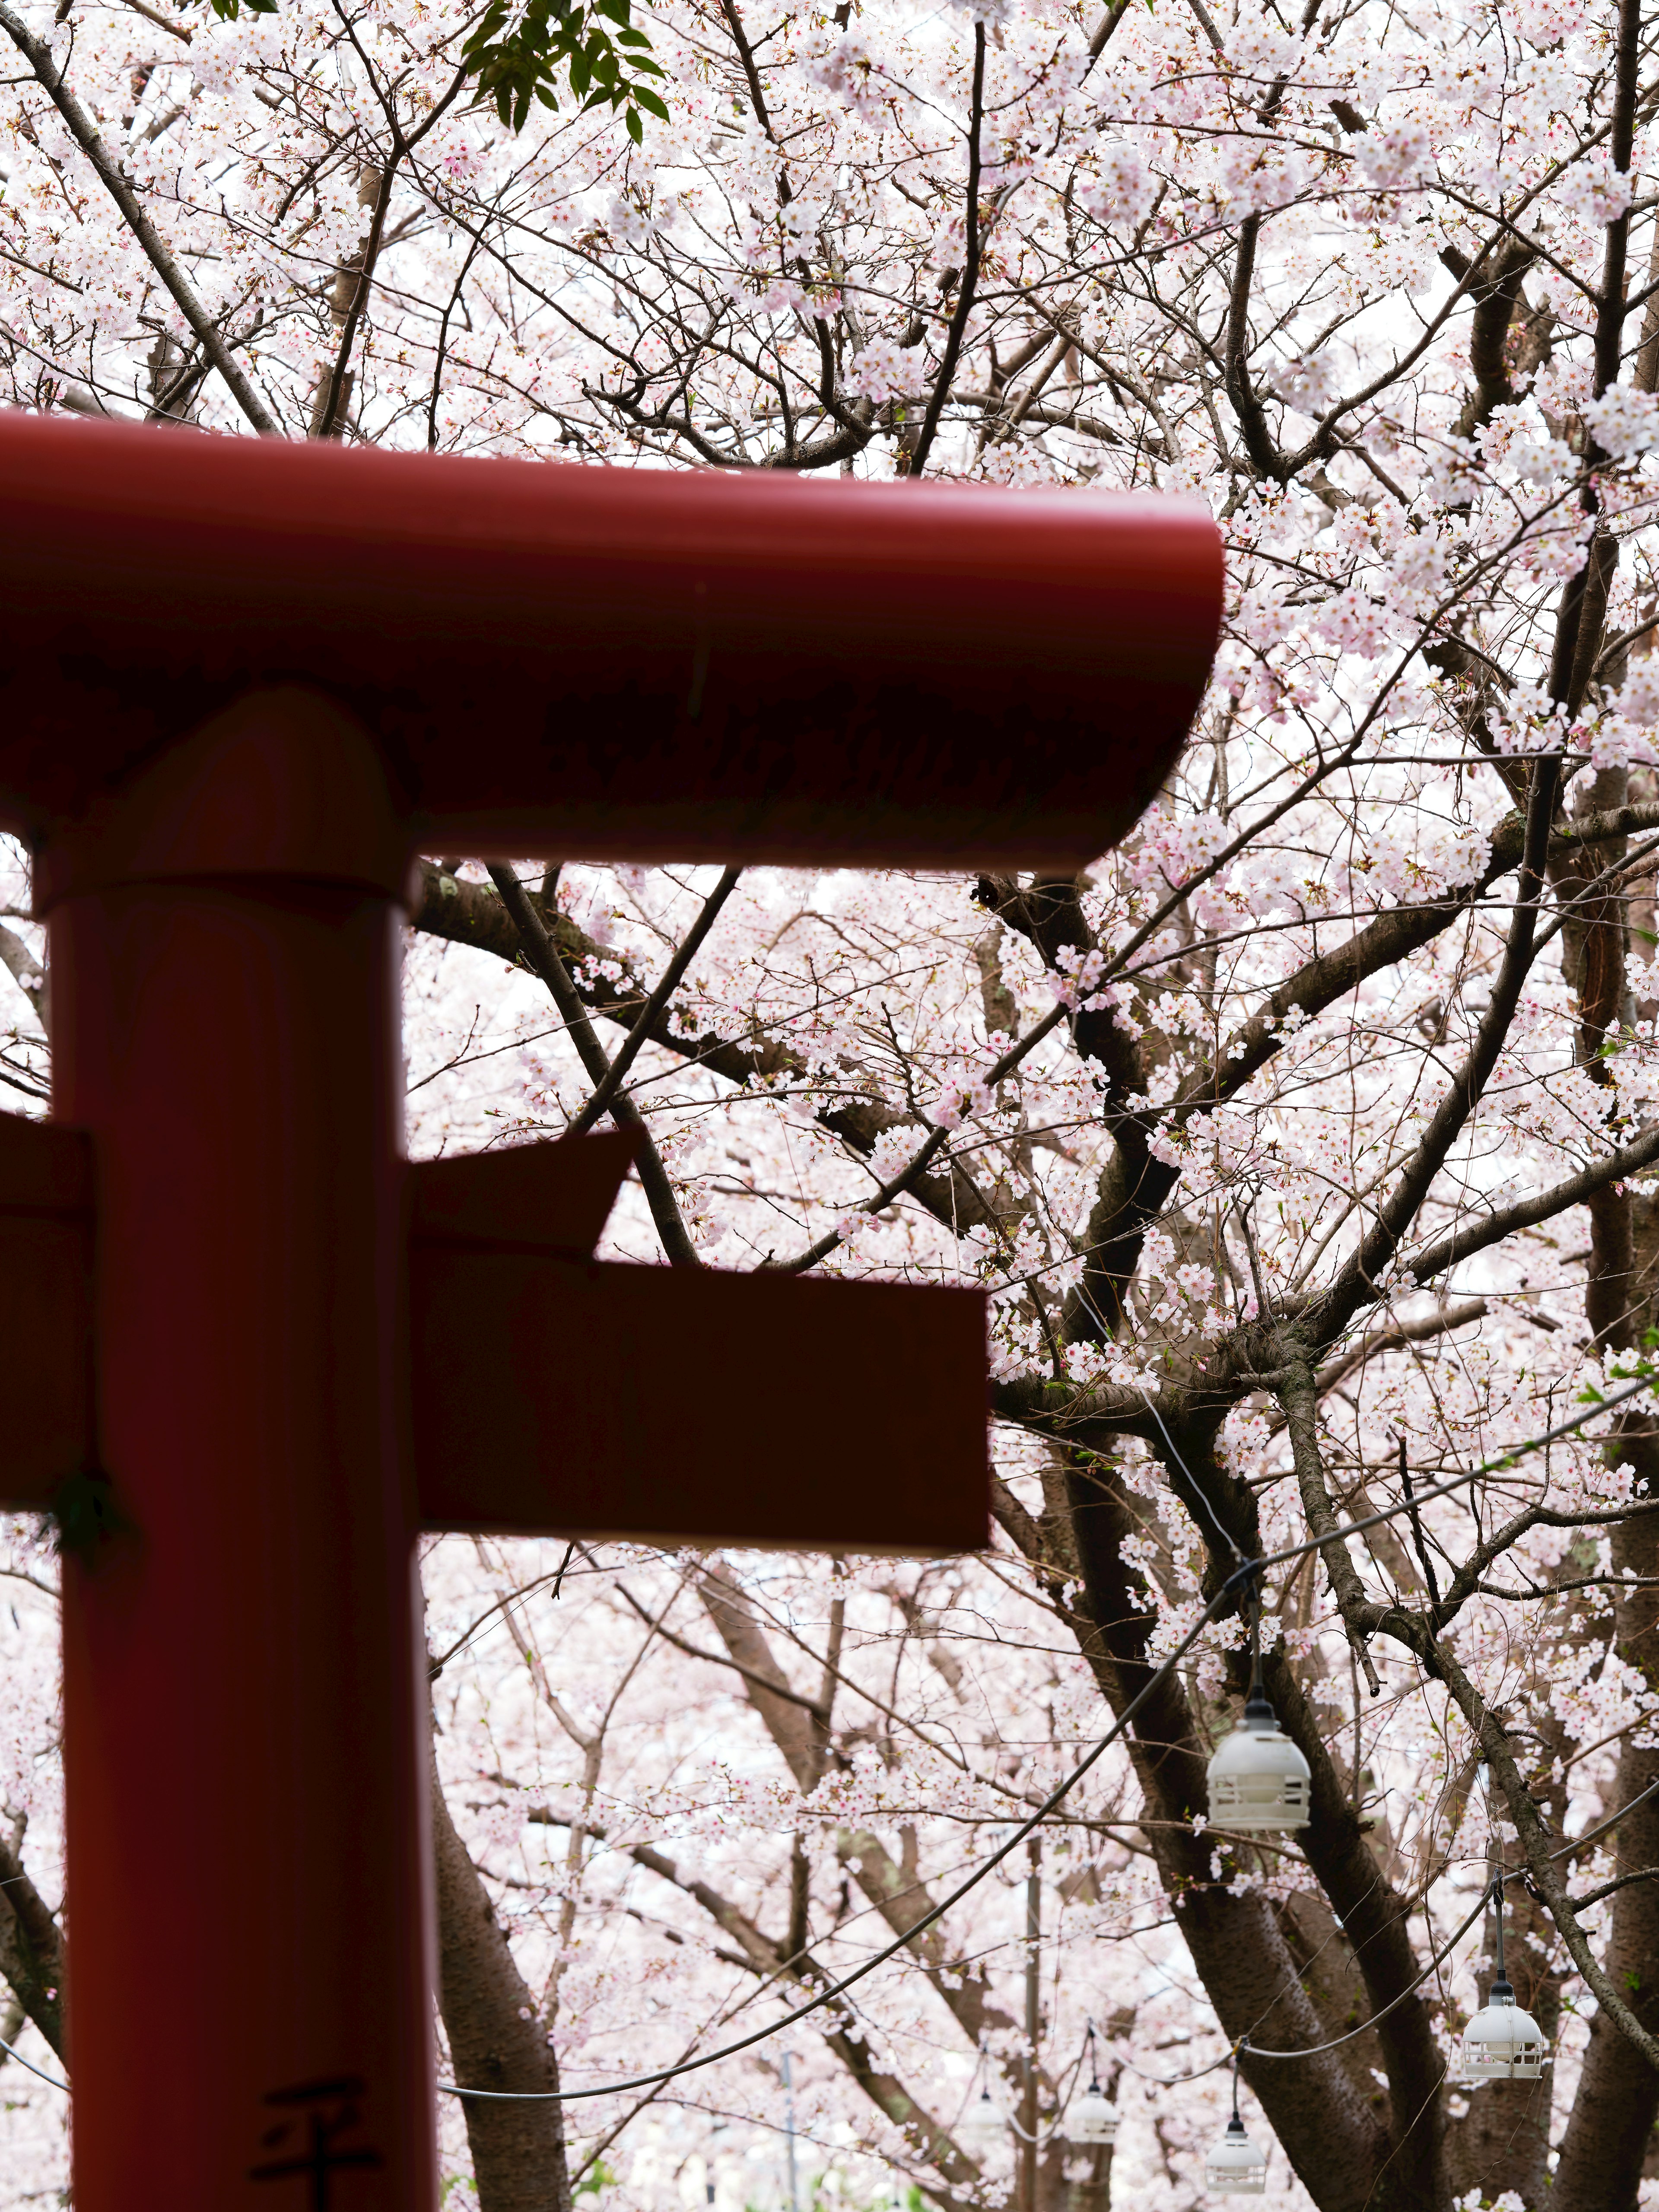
[569,868,741,1135]
[485,865,701,1269]
[1395,1435,1442,1609]
[909,24,985,479]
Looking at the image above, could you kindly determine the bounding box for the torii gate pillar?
[0,410,1223,2209]
[47,699,429,2203]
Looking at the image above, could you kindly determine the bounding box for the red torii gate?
[0,411,1220,2209]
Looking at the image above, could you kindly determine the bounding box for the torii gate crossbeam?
[0,413,1220,2209]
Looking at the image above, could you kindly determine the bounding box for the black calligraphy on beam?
[248,2075,384,2209]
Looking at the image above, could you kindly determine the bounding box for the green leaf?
[197,0,664,137]
[458,0,667,137]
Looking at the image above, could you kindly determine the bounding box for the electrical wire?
[0,2032,67,2091]
[447,1570,1246,2102]
[445,1373,1653,2102]
[1242,1887,1491,2062]
[1138,1386,1249,1565]
[1122,1787,1659,2089]
[12,1376,1646,2107]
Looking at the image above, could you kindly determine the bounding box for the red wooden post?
[48,691,432,2207]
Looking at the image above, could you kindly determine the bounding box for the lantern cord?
[1490,1875,1510,1995]
[441,1370,1652,2101]
[1239,1885,1492,2063]
[1138,1388,1249,1567]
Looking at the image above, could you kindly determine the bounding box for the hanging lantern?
[1206,1690,1311,1834]
[1459,1978,1548,2083]
[1459,1986,1548,2084]
[957,2087,1009,2159]
[1458,1878,1549,2082]
[1064,2079,1119,2147]
[1204,2116,1268,2195]
[1205,1576,1310,1836]
[1205,2048,1268,2195]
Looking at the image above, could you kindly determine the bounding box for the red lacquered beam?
[407,1135,988,1552]
[0,411,1222,871]
[0,1116,94,1509]
[411,1255,989,1554]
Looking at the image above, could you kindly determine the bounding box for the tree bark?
[431,1732,573,2212]
[1551,1475,1659,2211]
[1055,1452,1443,2212]
[0,1828,64,2060]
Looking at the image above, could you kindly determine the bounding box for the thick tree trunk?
[1058,1454,1447,2212]
[0,1828,64,2060]
[431,1735,573,2212]
[1550,1498,1659,2211]
[1548,928,1659,2209]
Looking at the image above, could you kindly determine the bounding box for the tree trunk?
[1549,1503,1659,2209]
[0,1827,64,2061]
[431,1734,573,2212]
[1058,1454,1443,2212]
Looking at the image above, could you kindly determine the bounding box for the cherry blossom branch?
[0,0,281,432]
[908,22,984,480]
[485,863,701,1269]
[1402,1113,1659,1292]
[0,1829,63,2063]
[412,860,1010,1241]
[769,1001,1069,1273]
[312,19,469,440]
[625,1838,984,2199]
[568,866,741,1134]
[1309,747,1562,1343]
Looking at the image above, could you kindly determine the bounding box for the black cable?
[1138,1386,1249,1565]
[14,1376,1646,2107]
[446,1567,1250,2102]
[447,1371,1653,2102]
[0,2032,67,2091]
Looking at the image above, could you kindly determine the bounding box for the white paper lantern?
[1063,2081,1119,2146]
[1206,1695,1311,1834]
[1458,1980,1548,2083]
[957,2089,1008,2158]
[1204,2116,1268,2194]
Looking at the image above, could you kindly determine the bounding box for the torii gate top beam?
[0,413,1220,876]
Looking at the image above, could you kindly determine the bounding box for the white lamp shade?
[958,2091,1008,2157]
[1204,2117,1267,2194]
[1064,2085,1119,2146]
[1458,1990,1548,2082]
[1206,1713,1311,1834]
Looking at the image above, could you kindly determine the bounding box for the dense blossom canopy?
[6,0,1659,2204]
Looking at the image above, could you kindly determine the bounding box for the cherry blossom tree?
[12,0,1659,2206]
